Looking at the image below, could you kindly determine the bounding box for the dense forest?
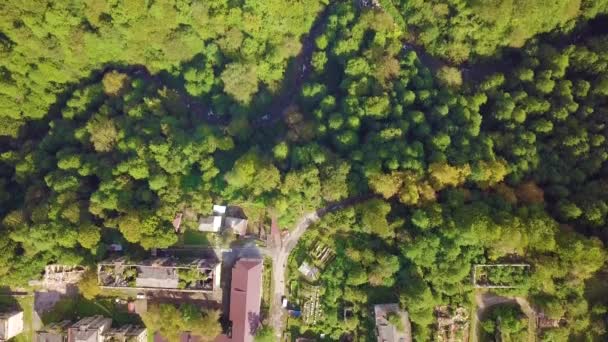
[1,0,608,341]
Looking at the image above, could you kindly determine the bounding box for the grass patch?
[99,288,138,300]
[261,257,273,318]
[181,230,212,245]
[16,296,33,342]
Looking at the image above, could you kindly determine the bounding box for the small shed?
[198,216,223,232]
[224,217,248,235]
[537,312,562,329]
[298,262,320,281]
[212,205,227,215]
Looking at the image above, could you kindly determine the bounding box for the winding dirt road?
[268,194,374,337]
[269,211,320,337]
[472,292,537,342]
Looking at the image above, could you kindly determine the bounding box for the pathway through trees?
[252,5,332,128]
[268,194,374,338]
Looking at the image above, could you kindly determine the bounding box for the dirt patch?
[472,292,537,342]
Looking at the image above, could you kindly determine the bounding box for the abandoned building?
[37,316,146,342]
[434,306,469,342]
[298,261,320,281]
[136,265,179,288]
[67,315,112,342]
[198,204,224,232]
[310,243,335,267]
[0,310,23,342]
[223,216,248,235]
[217,258,263,342]
[40,265,87,288]
[97,257,221,292]
[537,312,563,329]
[374,304,412,342]
[103,324,147,342]
[198,205,248,235]
[36,320,71,342]
[28,264,87,310]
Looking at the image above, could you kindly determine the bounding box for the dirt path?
[472,292,537,342]
[76,6,329,131]
[268,194,374,338]
[100,2,331,131]
[252,5,331,128]
[269,211,319,338]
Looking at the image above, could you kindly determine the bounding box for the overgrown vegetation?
[0,0,326,132]
[141,303,220,342]
[0,0,607,340]
[393,0,608,62]
[177,268,209,289]
[481,304,528,341]
[254,326,276,342]
[387,312,405,332]
[285,196,604,340]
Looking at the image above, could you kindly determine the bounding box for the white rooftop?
[213,204,227,215]
[198,215,223,232]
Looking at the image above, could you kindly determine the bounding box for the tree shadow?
[0,287,21,311]
[247,311,260,335]
[40,294,142,326]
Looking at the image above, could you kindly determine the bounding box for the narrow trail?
[252,4,332,128]
[268,194,374,337]
[472,292,537,342]
[76,2,331,132]
[110,3,332,130]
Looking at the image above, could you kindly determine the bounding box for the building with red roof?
[227,258,263,342]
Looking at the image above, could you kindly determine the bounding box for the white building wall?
[1,312,24,341]
[214,263,222,289]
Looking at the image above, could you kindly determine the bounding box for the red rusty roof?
[270,215,281,247]
[173,213,183,232]
[229,259,263,342]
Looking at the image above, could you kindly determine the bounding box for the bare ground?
[472,292,537,342]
